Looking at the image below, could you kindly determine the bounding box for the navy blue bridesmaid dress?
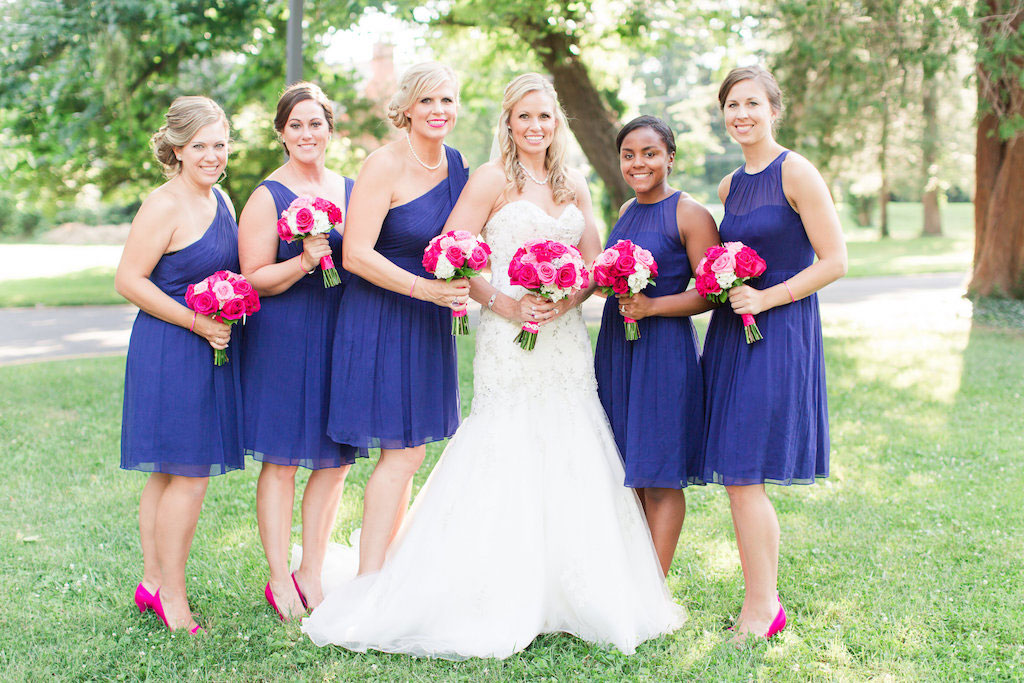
[702,151,829,486]
[594,191,705,489]
[241,178,360,469]
[327,146,468,450]
[121,189,245,477]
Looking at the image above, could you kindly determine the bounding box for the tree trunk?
[969,2,1024,299]
[528,31,632,218]
[879,93,890,239]
[921,75,942,236]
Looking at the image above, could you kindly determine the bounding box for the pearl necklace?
[406,133,443,171]
[518,160,549,185]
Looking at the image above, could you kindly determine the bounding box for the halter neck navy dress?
[120,189,244,477]
[328,146,468,450]
[594,192,705,489]
[702,151,829,486]
[241,178,360,469]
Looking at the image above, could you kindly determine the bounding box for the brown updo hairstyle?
[386,62,459,131]
[274,81,335,153]
[150,96,229,178]
[717,65,785,130]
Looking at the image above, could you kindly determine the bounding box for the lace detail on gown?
[473,201,597,412]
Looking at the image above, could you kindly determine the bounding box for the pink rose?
[547,241,568,257]
[508,256,522,279]
[220,297,246,321]
[232,279,253,297]
[277,218,292,241]
[466,246,488,270]
[423,249,440,272]
[212,279,235,303]
[536,262,557,285]
[213,270,231,280]
[592,264,610,287]
[635,248,655,267]
[449,230,473,240]
[556,263,577,288]
[614,253,637,275]
[528,241,551,261]
[734,247,766,278]
[704,245,727,263]
[614,240,634,253]
[326,203,342,224]
[580,267,590,288]
[191,290,218,317]
[244,291,261,315]
[649,261,658,278]
[295,207,314,233]
[313,197,331,212]
[595,249,617,267]
[695,272,721,296]
[515,263,540,289]
[709,251,735,274]
[612,277,629,294]
[444,245,466,268]
[185,284,196,306]
[480,241,492,255]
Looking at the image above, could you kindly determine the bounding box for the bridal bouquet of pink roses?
[422,230,492,335]
[507,239,589,351]
[277,195,344,288]
[592,239,658,341]
[694,242,767,344]
[186,270,261,365]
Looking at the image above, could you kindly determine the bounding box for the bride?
[301,73,684,659]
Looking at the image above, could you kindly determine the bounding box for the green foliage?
[972,1,1024,141]
[0,0,383,217]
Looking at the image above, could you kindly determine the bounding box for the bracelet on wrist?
[486,292,498,310]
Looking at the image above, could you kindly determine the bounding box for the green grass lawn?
[0,202,976,310]
[1,314,1021,680]
[0,267,121,308]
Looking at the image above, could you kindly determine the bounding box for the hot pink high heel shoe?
[152,589,203,634]
[291,573,309,611]
[766,599,787,639]
[265,582,287,621]
[134,583,155,613]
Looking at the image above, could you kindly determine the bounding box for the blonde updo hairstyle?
[386,62,459,131]
[718,65,785,131]
[274,81,335,153]
[498,73,575,205]
[150,96,229,178]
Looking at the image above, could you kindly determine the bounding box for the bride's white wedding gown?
[300,200,684,659]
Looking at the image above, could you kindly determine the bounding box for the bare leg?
[388,477,414,545]
[139,473,170,593]
[256,462,305,619]
[641,487,686,576]
[154,475,209,631]
[294,465,351,608]
[358,446,425,574]
[726,484,780,640]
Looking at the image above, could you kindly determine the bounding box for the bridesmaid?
[328,62,470,574]
[116,96,242,633]
[238,82,358,621]
[702,66,847,640]
[593,116,719,576]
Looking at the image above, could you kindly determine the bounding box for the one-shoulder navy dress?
[327,146,468,450]
[241,178,360,469]
[702,151,829,486]
[121,189,244,477]
[594,192,704,489]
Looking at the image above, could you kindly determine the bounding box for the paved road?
[0,273,969,366]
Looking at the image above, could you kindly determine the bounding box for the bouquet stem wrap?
[623,317,640,341]
[320,255,340,288]
[452,307,469,335]
[741,313,762,343]
[514,321,540,350]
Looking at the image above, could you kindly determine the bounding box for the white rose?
[434,259,456,279]
[716,271,736,289]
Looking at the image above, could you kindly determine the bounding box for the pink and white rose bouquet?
[694,241,767,344]
[185,270,261,365]
[507,239,590,351]
[276,195,344,288]
[592,239,658,341]
[422,230,492,335]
